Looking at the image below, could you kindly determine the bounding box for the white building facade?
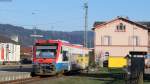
[0,43,20,64]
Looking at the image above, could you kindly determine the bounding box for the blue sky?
[0,0,150,31]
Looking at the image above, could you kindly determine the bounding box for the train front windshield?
[36,46,57,58]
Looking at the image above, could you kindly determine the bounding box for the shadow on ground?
[0,67,32,72]
[144,74,150,82]
[65,71,126,84]
[0,65,32,72]
[67,72,150,84]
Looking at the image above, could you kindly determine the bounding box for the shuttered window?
[116,23,126,32]
[102,36,111,45]
[129,36,140,46]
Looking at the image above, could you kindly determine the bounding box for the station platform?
[0,64,32,82]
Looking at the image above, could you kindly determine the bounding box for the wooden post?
[137,72,143,84]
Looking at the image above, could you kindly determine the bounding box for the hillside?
[0,35,18,44]
[0,24,94,47]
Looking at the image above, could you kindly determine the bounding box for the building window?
[133,36,139,46]
[102,36,111,45]
[129,36,140,46]
[116,23,126,32]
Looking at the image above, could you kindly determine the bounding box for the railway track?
[0,76,57,84]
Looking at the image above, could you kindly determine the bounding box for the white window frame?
[116,23,126,32]
[102,36,111,45]
[129,36,140,46]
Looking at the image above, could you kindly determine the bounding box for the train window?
[63,51,68,61]
[36,49,56,58]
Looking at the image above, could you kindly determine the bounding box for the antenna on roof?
[117,16,121,18]
[125,16,129,20]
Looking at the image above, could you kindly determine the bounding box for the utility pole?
[84,0,88,48]
[33,26,37,42]
[51,25,54,39]
[30,26,43,44]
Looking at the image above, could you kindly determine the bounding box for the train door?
[61,46,69,71]
[62,51,69,61]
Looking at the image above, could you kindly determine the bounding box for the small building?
[92,17,150,67]
[0,35,20,64]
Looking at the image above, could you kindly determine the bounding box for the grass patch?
[98,67,126,74]
[32,76,107,84]
[99,67,110,73]
[29,67,150,84]
[30,76,150,84]
[108,68,126,74]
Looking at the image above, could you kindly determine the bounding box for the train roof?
[35,39,89,50]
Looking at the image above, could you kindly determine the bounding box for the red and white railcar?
[32,39,89,75]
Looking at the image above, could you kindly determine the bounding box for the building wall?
[0,43,20,64]
[94,19,148,66]
[148,31,150,53]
